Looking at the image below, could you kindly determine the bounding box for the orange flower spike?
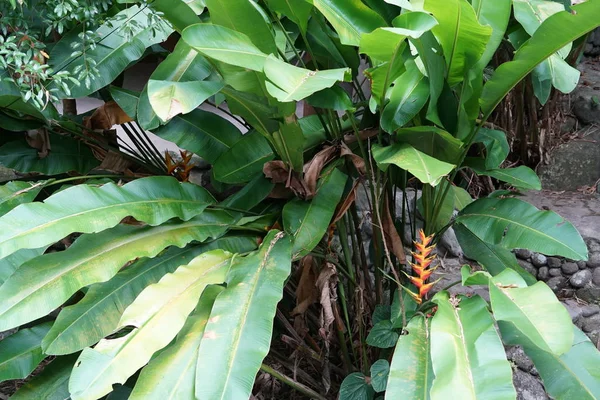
[165,151,176,174]
[419,279,441,298]
[418,229,434,247]
[406,289,423,305]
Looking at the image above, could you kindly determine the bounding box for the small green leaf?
[370,360,390,392]
[367,320,399,349]
[339,372,375,400]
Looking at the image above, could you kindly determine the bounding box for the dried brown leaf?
[330,179,359,225]
[291,256,319,316]
[340,142,366,175]
[316,262,338,339]
[303,146,338,198]
[382,196,407,264]
[84,101,132,131]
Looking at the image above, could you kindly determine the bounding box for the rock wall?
[585,28,600,58]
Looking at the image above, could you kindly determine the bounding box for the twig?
[260,364,327,400]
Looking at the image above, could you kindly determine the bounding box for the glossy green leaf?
[306,86,355,111]
[42,237,256,356]
[149,0,202,32]
[205,0,277,54]
[340,372,375,400]
[266,0,313,33]
[0,137,100,175]
[182,24,269,71]
[129,286,222,399]
[48,6,172,98]
[0,248,46,288]
[456,197,588,260]
[9,355,78,400]
[137,86,162,130]
[313,0,386,46]
[489,269,573,355]
[283,168,346,258]
[386,315,432,399]
[213,131,275,184]
[430,292,515,400]
[395,126,463,164]
[109,86,139,119]
[472,0,512,69]
[466,159,542,190]
[222,87,279,135]
[371,360,390,392]
[424,0,491,86]
[0,110,43,132]
[367,320,399,349]
[264,55,351,102]
[69,250,233,400]
[272,120,305,172]
[452,186,472,211]
[0,322,52,382]
[0,210,233,331]
[481,0,600,116]
[153,109,243,164]
[0,176,214,259]
[0,181,44,217]
[500,323,600,400]
[473,128,509,169]
[460,265,492,286]
[221,175,275,215]
[381,63,430,132]
[195,231,292,399]
[454,223,537,285]
[372,143,455,186]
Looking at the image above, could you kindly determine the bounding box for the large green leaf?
[455,197,588,260]
[0,176,214,259]
[473,128,509,169]
[466,159,541,190]
[222,87,279,135]
[0,210,233,331]
[195,230,292,399]
[0,137,100,175]
[0,180,45,217]
[272,120,305,172]
[472,0,512,69]
[386,316,432,399]
[489,269,573,355]
[213,131,275,184]
[430,292,515,400]
[454,223,536,285]
[9,355,78,400]
[152,109,243,164]
[149,0,202,32]
[264,55,351,102]
[424,0,491,86]
[313,0,386,46]
[395,126,463,164]
[372,143,455,186]
[381,62,430,132]
[283,168,346,258]
[69,250,233,400]
[109,86,140,119]
[266,0,313,33]
[182,24,269,71]
[0,248,46,287]
[205,0,277,54]
[500,323,600,400]
[480,0,600,116]
[42,237,256,355]
[129,285,222,399]
[48,6,172,98]
[0,322,52,382]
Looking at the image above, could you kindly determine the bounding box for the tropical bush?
[1,0,600,399]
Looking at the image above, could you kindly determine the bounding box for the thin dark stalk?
[260,364,327,400]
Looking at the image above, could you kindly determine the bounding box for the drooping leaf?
[367,320,399,349]
[312,0,386,46]
[456,197,588,260]
[152,109,243,164]
[222,87,279,135]
[69,251,233,400]
[465,159,542,190]
[480,0,600,116]
[0,322,52,382]
[472,0,512,69]
[9,355,78,400]
[283,168,346,258]
[452,186,472,211]
[0,180,45,217]
[266,0,313,33]
[213,131,275,184]
[454,223,537,285]
[386,315,433,399]
[48,6,173,98]
[149,0,202,32]
[395,126,463,164]
[306,86,355,111]
[0,210,233,331]
[339,372,375,400]
[473,128,509,169]
[430,292,515,399]
[500,323,600,400]
[0,248,46,287]
[0,137,100,175]
[489,269,573,355]
[109,86,140,120]
[423,0,492,86]
[42,237,256,355]
[272,120,305,172]
[372,143,455,186]
[264,55,351,102]
[182,24,269,71]
[195,231,292,399]
[129,285,222,400]
[0,176,214,259]
[380,62,430,132]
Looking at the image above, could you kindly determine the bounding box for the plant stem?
[260,364,327,400]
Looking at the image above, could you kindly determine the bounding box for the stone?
[562,262,579,275]
[582,314,600,333]
[188,169,211,188]
[548,268,562,277]
[587,252,600,269]
[593,268,600,286]
[578,261,588,270]
[0,328,17,341]
[563,299,585,324]
[573,61,600,125]
[518,260,537,277]
[515,249,533,260]
[547,276,567,292]
[583,305,600,318]
[506,346,534,372]
[576,286,600,304]
[571,270,593,288]
[546,257,562,269]
[438,227,462,258]
[537,267,549,281]
[512,369,548,400]
[586,239,600,254]
[531,253,547,267]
